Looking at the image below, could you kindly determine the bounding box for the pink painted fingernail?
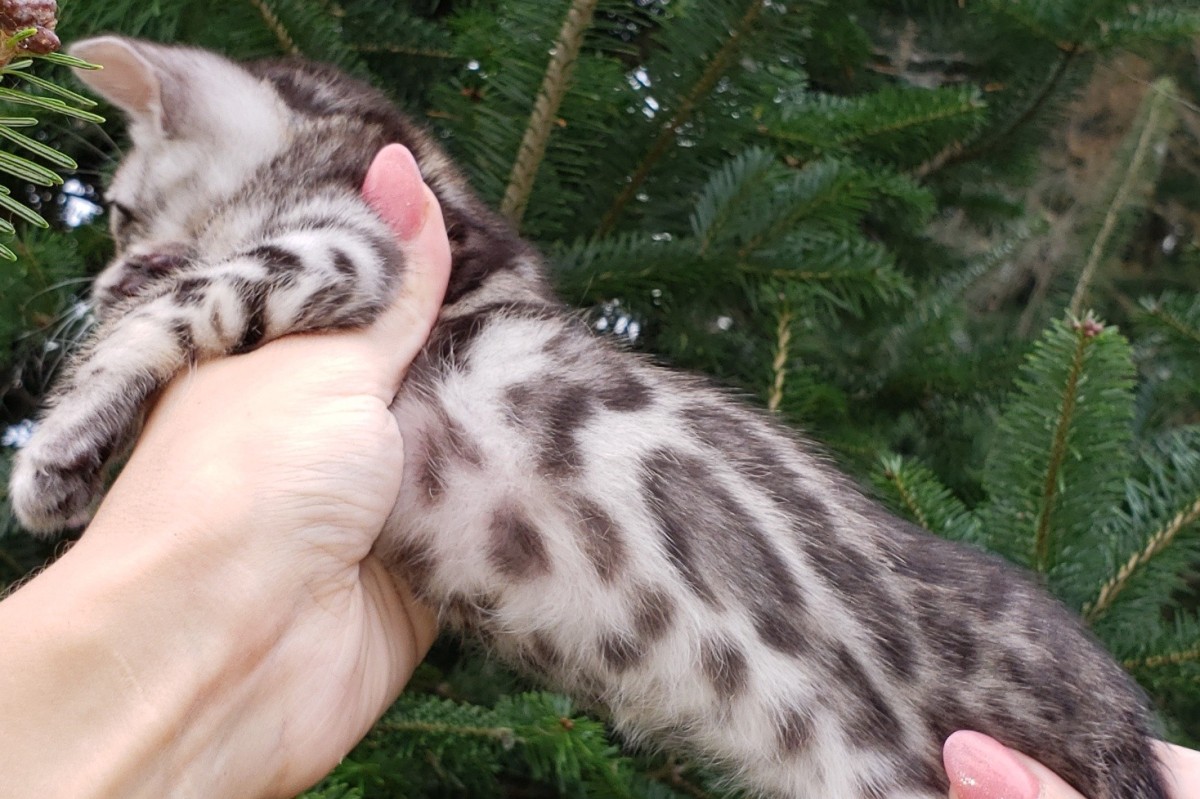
[943,731,1040,799]
[362,143,427,240]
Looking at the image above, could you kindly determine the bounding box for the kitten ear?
[68,37,165,125]
[68,37,273,142]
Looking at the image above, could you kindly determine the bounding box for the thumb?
[360,143,452,394]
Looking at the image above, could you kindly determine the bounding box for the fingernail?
[944,731,1040,799]
[363,144,428,240]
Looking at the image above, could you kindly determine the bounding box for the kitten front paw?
[9,424,106,535]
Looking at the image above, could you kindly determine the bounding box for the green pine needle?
[0,187,49,228]
[0,124,78,170]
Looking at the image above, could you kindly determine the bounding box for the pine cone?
[0,0,56,28]
[0,0,58,54]
[19,26,57,54]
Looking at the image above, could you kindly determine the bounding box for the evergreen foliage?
[2,1,1199,794]
[0,33,100,260]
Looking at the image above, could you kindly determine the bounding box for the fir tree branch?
[1084,492,1200,622]
[1069,79,1173,317]
[1033,321,1091,573]
[372,717,519,744]
[734,160,872,259]
[838,103,982,147]
[500,0,600,227]
[983,0,1061,44]
[769,87,985,160]
[1143,295,1200,347]
[767,302,792,413]
[352,43,455,58]
[874,456,982,543]
[596,0,767,235]
[883,464,932,531]
[691,147,780,256]
[246,0,301,56]
[1122,645,1200,671]
[740,266,876,283]
[920,45,1078,178]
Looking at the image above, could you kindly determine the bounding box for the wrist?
[0,512,288,799]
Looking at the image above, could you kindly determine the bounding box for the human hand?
[944,730,1200,799]
[0,144,449,799]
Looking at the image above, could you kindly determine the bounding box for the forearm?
[0,514,281,799]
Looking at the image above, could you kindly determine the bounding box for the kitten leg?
[10,224,400,533]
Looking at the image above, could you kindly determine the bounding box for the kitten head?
[71,37,527,316]
[69,37,292,315]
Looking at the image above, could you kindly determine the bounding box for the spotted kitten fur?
[10,37,1168,799]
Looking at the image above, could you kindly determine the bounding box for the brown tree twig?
[1033,323,1090,573]
[247,0,300,56]
[1085,493,1200,622]
[500,0,600,227]
[767,302,792,413]
[1069,78,1174,317]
